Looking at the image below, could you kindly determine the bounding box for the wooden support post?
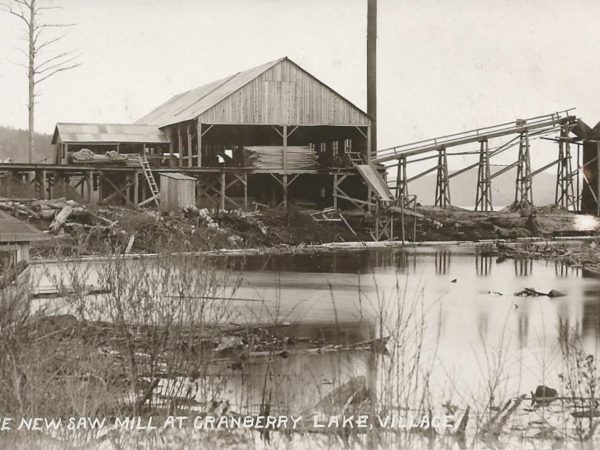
[597,142,600,216]
[187,122,193,168]
[283,125,288,214]
[178,125,183,168]
[283,174,288,213]
[367,125,372,163]
[133,171,139,206]
[475,139,493,211]
[333,173,338,209]
[40,170,47,200]
[396,156,408,206]
[243,174,248,210]
[555,126,576,210]
[169,128,174,166]
[64,144,69,165]
[197,121,202,167]
[220,172,226,211]
[85,171,92,204]
[515,131,533,205]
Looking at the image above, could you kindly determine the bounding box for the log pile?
[0,197,117,233]
[244,146,317,170]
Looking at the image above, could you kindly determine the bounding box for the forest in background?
[0,126,53,163]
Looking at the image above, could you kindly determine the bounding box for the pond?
[28,244,600,447]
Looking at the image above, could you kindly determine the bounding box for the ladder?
[138,154,160,207]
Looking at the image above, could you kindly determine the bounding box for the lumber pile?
[70,149,128,165]
[244,146,317,170]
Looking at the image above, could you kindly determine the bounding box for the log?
[49,206,74,231]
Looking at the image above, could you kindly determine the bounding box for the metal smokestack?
[367,0,377,160]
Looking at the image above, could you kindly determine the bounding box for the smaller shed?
[159,172,196,212]
[0,210,49,264]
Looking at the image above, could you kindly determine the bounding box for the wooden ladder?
[138,154,160,207]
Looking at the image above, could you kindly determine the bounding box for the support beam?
[220,172,226,211]
[197,121,202,167]
[187,122,193,168]
[475,139,493,211]
[555,125,576,210]
[283,125,288,214]
[168,128,174,166]
[178,125,183,168]
[434,147,451,208]
[133,171,139,206]
[85,171,93,204]
[395,156,408,207]
[514,131,533,205]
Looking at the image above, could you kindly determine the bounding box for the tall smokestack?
[367,0,377,160]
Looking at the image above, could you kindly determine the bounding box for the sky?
[1,0,599,172]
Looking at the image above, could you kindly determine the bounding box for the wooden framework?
[475,139,493,211]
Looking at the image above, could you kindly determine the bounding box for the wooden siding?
[159,174,196,212]
[197,59,370,127]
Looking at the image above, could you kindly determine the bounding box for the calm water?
[29,244,600,422]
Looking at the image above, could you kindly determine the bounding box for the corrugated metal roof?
[159,172,196,181]
[0,210,49,243]
[52,123,170,144]
[135,58,286,127]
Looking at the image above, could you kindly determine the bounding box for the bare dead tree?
[1,0,80,163]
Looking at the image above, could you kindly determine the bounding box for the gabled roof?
[135,58,284,127]
[0,210,49,243]
[135,57,370,127]
[52,123,170,145]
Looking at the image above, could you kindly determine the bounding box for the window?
[344,139,352,154]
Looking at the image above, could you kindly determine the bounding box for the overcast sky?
[1,0,599,171]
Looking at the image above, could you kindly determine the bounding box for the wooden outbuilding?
[159,172,196,212]
[0,210,49,264]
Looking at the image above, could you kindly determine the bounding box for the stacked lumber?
[244,146,317,170]
[70,149,128,165]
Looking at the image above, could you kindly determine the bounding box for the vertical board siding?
[160,176,196,212]
[198,60,370,126]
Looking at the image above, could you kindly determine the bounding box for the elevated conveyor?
[376,109,577,164]
[356,164,394,202]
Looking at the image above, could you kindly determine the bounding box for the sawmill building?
[47,57,375,211]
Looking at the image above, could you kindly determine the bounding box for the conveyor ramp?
[356,164,394,202]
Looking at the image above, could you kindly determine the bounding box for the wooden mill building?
[32,57,376,211]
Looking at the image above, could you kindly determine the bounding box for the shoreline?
[30,234,598,265]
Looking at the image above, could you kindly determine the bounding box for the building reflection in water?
[475,251,493,276]
[517,305,530,349]
[393,250,417,273]
[581,291,600,341]
[514,258,533,277]
[555,261,580,278]
[435,250,451,275]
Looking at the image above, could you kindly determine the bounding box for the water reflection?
[554,260,580,277]
[434,250,451,275]
[514,258,533,276]
[475,252,493,276]
[29,243,600,413]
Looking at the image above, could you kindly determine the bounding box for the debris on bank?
[0,198,364,257]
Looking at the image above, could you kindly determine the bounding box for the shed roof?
[52,123,170,145]
[0,210,49,243]
[159,172,197,181]
[135,57,370,127]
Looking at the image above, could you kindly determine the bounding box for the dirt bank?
[2,197,598,260]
